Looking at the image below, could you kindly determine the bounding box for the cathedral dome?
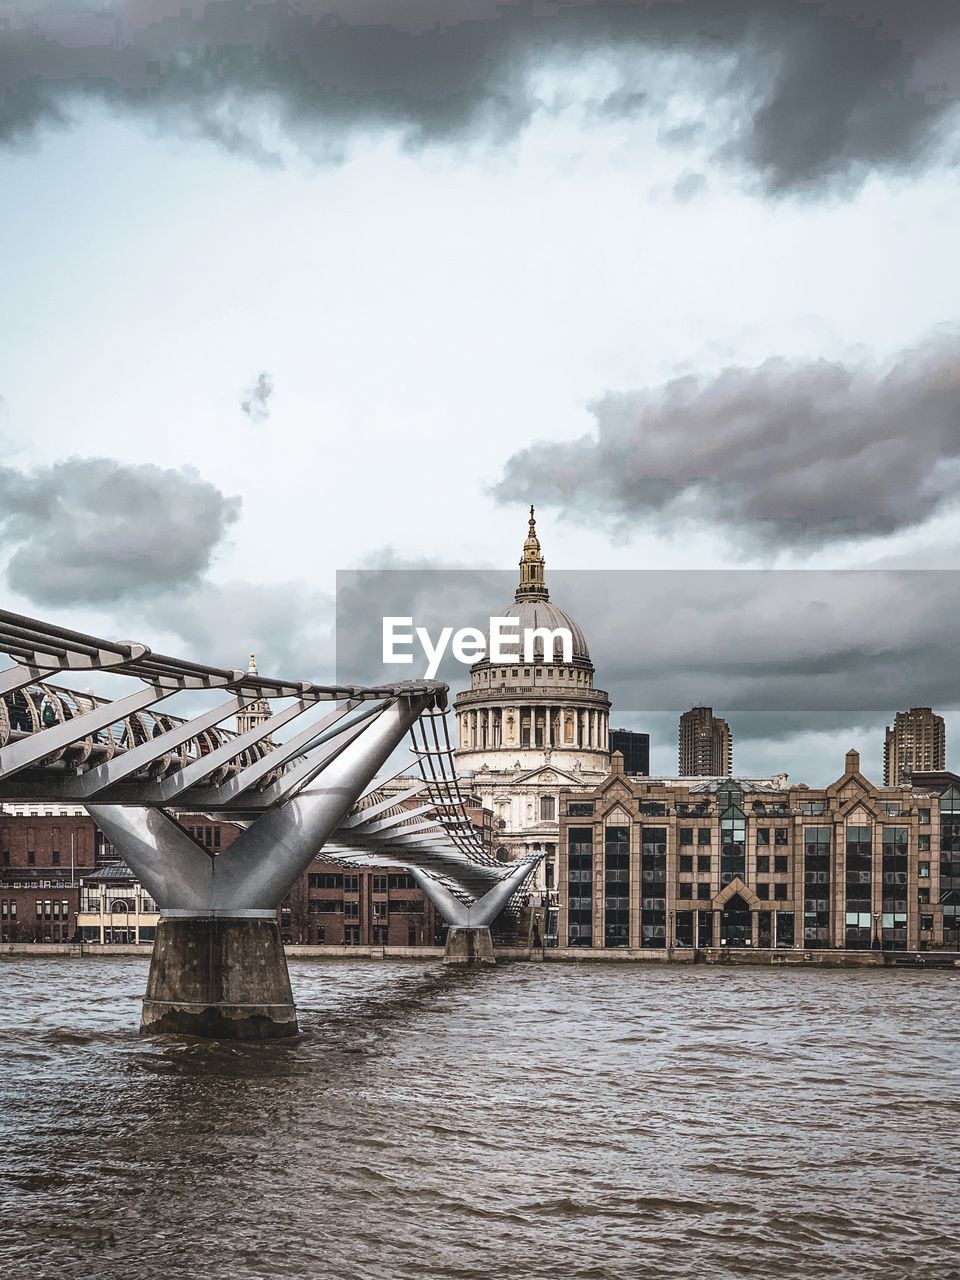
[455,507,610,776]
[481,597,590,663]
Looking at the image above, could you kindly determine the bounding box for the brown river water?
[0,958,958,1280]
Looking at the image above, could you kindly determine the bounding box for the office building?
[559,747,954,952]
[609,729,650,777]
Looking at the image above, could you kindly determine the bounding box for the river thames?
[0,958,957,1280]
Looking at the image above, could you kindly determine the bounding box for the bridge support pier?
[443,926,495,966]
[141,916,298,1039]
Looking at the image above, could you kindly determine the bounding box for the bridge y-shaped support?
[408,858,538,966]
[89,693,433,1039]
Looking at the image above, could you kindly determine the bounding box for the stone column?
[712,909,721,948]
[751,910,759,948]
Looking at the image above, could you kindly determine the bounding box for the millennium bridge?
[0,610,538,1038]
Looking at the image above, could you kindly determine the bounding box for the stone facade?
[558,749,958,953]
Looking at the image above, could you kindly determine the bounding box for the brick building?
[0,809,99,942]
[281,863,440,946]
[0,804,442,947]
[559,748,957,953]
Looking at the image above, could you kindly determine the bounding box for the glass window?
[756,855,770,874]
[774,828,789,846]
[756,883,769,900]
[774,855,789,873]
[640,827,667,949]
[679,827,693,846]
[918,861,930,878]
[800,801,825,815]
[918,834,930,852]
[697,854,711,873]
[804,827,832,948]
[720,805,746,886]
[698,828,712,845]
[678,883,692,900]
[679,855,693,873]
[774,884,788,901]
[567,827,594,947]
[757,827,770,846]
[697,883,711,900]
[918,808,931,825]
[568,802,594,817]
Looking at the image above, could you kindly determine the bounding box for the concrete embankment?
[4,942,959,968]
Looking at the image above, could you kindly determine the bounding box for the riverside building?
[559,748,957,953]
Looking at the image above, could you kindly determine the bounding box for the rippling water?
[1,958,958,1280]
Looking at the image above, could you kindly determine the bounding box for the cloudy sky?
[1,0,959,783]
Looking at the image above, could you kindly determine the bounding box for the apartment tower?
[679,706,733,777]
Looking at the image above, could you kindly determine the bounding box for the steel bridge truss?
[0,610,538,927]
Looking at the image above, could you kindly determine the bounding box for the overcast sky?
[1,0,959,783]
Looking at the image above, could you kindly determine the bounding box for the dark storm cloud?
[494,334,960,551]
[0,456,239,604]
[334,564,960,778]
[240,371,273,424]
[1,1,957,194]
[336,566,960,713]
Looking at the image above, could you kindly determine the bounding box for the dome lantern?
[516,505,549,602]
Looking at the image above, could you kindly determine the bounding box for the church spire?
[516,505,549,602]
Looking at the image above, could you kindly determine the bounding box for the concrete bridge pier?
[142,915,297,1039]
[443,926,495,966]
[88,691,436,1040]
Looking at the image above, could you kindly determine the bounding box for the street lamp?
[872,911,881,950]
